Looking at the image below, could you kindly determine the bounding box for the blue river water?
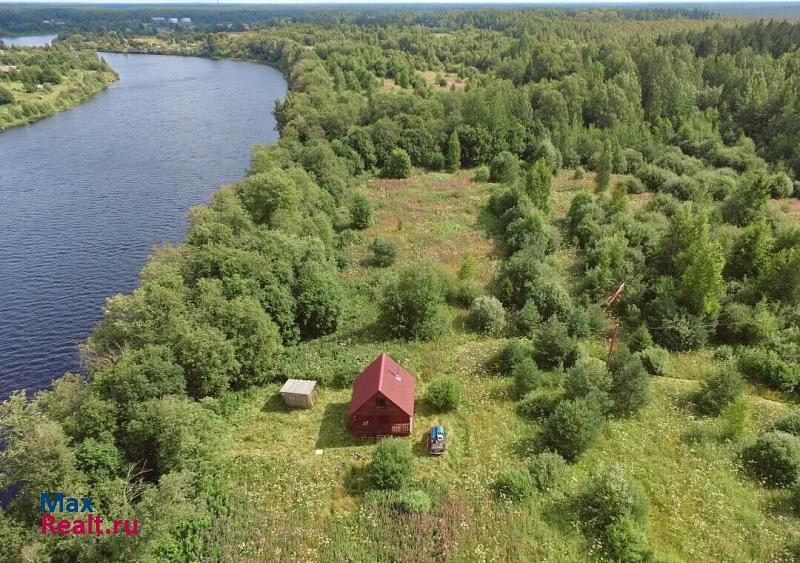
[0,37,287,400]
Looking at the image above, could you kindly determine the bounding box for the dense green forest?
[2,6,800,562]
[0,42,116,129]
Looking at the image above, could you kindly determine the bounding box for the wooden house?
[279,379,317,409]
[349,353,415,437]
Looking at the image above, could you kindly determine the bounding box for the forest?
[2,6,800,562]
[0,42,116,129]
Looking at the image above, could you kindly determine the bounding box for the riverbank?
[0,45,118,130]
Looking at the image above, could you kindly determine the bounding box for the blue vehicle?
[426,425,446,455]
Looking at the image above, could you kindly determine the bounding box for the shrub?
[448,280,481,308]
[474,165,490,182]
[517,388,563,420]
[617,176,646,195]
[609,349,650,417]
[350,193,373,229]
[773,413,800,436]
[541,398,604,461]
[573,166,586,179]
[370,438,414,490]
[769,172,794,198]
[720,397,750,441]
[75,438,122,482]
[493,467,535,501]
[788,482,800,517]
[717,302,777,345]
[627,325,654,353]
[636,164,674,192]
[737,348,800,392]
[528,452,567,491]
[380,262,450,341]
[534,317,577,370]
[467,296,507,336]
[425,377,465,412]
[396,489,432,514]
[576,467,649,533]
[489,150,521,184]
[513,357,546,398]
[512,300,541,336]
[563,357,612,412]
[0,86,14,105]
[695,369,744,416]
[639,346,670,376]
[491,338,536,375]
[605,516,653,563]
[741,431,800,487]
[370,237,397,267]
[383,148,412,179]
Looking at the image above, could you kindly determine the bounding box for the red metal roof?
[349,353,415,417]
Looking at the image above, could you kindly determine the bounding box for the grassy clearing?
[214,168,800,561]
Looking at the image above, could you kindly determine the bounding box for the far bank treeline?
[0,42,116,129]
[1,9,800,560]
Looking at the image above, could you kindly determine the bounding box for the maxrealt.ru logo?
[40,493,138,536]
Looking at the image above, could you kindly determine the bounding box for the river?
[0,36,287,400]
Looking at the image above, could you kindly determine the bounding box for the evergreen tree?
[525,159,552,213]
[595,139,612,193]
[446,130,461,172]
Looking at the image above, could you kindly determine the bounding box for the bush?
[534,317,577,370]
[370,237,397,267]
[517,388,563,420]
[448,280,481,308]
[627,325,654,353]
[490,150,521,184]
[380,262,450,341]
[639,346,670,376]
[513,357,546,398]
[769,172,794,198]
[695,369,744,416]
[512,300,542,337]
[605,516,653,563]
[491,338,535,375]
[573,166,586,179]
[563,357,612,412]
[720,397,750,441]
[528,452,567,491]
[717,302,777,345]
[493,467,535,501]
[75,438,122,482]
[0,86,14,105]
[425,377,465,412]
[741,431,800,487]
[773,413,800,436]
[617,176,646,195]
[396,489,432,514]
[383,148,412,179]
[788,482,800,517]
[370,438,414,490]
[737,348,800,392]
[576,467,649,533]
[541,398,604,461]
[609,349,650,417]
[350,193,373,229]
[474,165,490,182]
[467,296,507,336]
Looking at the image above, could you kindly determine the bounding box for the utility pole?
[603,282,626,359]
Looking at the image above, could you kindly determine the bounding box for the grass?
[209,167,800,561]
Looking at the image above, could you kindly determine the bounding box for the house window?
[376,398,386,408]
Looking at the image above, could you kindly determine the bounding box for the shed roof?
[280,379,317,396]
[349,353,415,417]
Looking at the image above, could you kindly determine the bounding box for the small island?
[0,41,117,130]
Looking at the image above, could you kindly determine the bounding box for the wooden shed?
[349,353,415,437]
[279,379,317,409]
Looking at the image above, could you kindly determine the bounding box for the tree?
[350,193,373,230]
[425,377,465,412]
[608,348,650,417]
[524,159,552,213]
[0,86,14,105]
[380,262,450,340]
[490,151,520,184]
[446,130,461,172]
[678,233,725,316]
[294,261,342,340]
[541,398,604,461]
[466,296,507,336]
[595,139,612,193]
[383,148,412,179]
[370,237,397,267]
[370,438,413,490]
